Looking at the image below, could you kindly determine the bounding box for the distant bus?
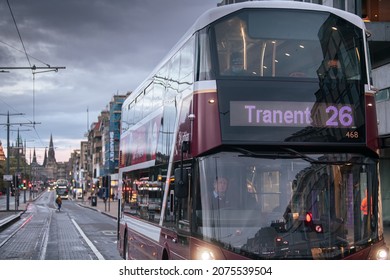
[56,179,69,199]
[117,1,388,260]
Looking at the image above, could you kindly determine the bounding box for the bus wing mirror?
[174,168,188,198]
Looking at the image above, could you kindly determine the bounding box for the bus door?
[161,167,191,259]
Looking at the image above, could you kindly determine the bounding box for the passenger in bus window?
[360,189,372,238]
[322,56,344,81]
[211,177,230,208]
[327,58,342,79]
[353,182,362,240]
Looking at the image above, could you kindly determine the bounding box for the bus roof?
[192,1,366,32]
[125,1,366,107]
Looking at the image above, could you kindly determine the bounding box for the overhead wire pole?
[16,128,20,211]
[0,66,66,71]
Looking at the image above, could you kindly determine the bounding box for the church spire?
[48,133,56,164]
[32,147,37,164]
[43,148,47,166]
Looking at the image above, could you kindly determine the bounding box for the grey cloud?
[0,0,220,161]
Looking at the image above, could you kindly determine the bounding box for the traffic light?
[13,175,19,189]
[107,175,111,188]
[101,175,111,198]
[102,176,107,189]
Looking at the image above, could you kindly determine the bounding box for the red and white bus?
[117,1,388,260]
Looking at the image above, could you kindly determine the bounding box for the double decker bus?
[55,179,69,199]
[117,1,388,260]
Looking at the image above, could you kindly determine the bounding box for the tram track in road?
[0,213,34,250]
[0,209,56,260]
[0,191,50,247]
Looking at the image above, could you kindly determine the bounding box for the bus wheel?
[123,230,128,260]
[162,249,169,260]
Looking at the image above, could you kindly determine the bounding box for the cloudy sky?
[0,0,221,163]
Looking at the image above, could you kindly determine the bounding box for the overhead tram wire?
[2,2,66,73]
[6,0,32,70]
[3,1,66,73]
[0,0,65,73]
[4,0,66,125]
[32,126,47,151]
[0,39,52,67]
[3,1,66,72]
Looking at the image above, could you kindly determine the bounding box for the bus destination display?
[230,101,355,128]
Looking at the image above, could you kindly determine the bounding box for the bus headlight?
[376,248,388,260]
[200,250,215,260]
[194,247,215,260]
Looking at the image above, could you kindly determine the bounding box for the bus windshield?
[56,187,69,199]
[213,9,365,81]
[196,151,378,259]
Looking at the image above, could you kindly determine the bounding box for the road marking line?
[71,218,105,260]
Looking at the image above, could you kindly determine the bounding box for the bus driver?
[211,177,230,208]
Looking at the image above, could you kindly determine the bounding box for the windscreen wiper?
[234,147,295,159]
[281,148,319,163]
[282,148,355,165]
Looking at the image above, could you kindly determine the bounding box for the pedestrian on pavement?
[55,195,62,211]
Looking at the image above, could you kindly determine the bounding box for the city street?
[0,190,122,260]
[1,189,389,259]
